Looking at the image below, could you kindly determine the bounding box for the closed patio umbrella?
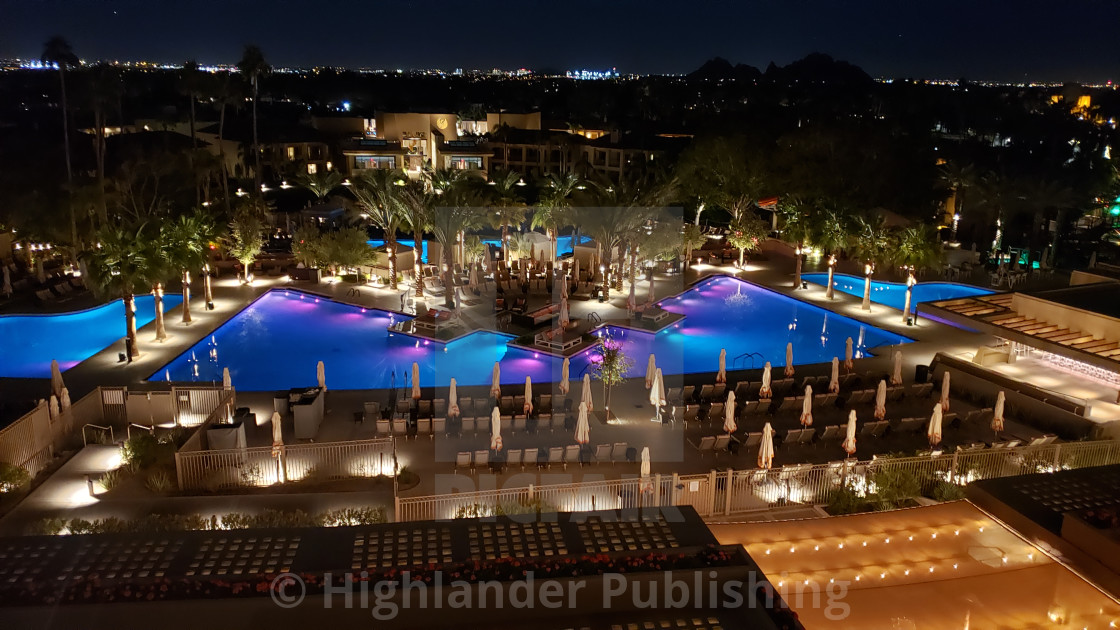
[725,390,737,434]
[271,411,283,448]
[222,367,232,390]
[79,260,89,288]
[784,343,795,378]
[627,281,636,314]
[561,274,568,299]
[842,411,858,455]
[992,390,1005,433]
[759,362,773,399]
[582,373,593,413]
[575,401,590,444]
[560,358,570,395]
[757,422,774,470]
[316,360,326,391]
[48,395,59,419]
[50,359,64,399]
[640,446,650,478]
[844,337,854,371]
[524,376,534,413]
[572,258,580,286]
[412,362,421,400]
[60,387,71,411]
[940,371,951,411]
[829,357,840,394]
[890,350,903,386]
[645,354,657,389]
[490,407,503,451]
[468,263,479,293]
[650,368,665,409]
[928,404,943,446]
[559,295,570,328]
[800,385,813,426]
[491,362,502,399]
[716,348,727,384]
[448,378,460,418]
[874,380,887,420]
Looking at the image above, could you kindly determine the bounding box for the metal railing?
[82,424,115,446]
[394,439,1120,522]
[175,437,395,491]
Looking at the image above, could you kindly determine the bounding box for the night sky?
[5,0,1120,81]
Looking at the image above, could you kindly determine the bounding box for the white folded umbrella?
[784,342,795,377]
[412,362,421,400]
[560,358,570,395]
[725,390,738,433]
[845,337,854,370]
[874,380,887,420]
[448,378,460,417]
[800,385,813,426]
[940,371,951,411]
[717,348,727,384]
[524,376,534,413]
[645,353,657,389]
[759,362,772,399]
[575,401,590,444]
[50,359,64,399]
[491,362,502,399]
[890,350,903,386]
[222,367,232,390]
[490,407,503,451]
[928,404,943,446]
[829,357,840,393]
[582,373,593,412]
[992,390,1005,433]
[842,410,858,455]
[60,387,71,411]
[649,368,665,407]
[758,423,774,470]
[316,360,326,391]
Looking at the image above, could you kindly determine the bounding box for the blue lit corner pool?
[153,276,912,392]
[0,294,183,378]
[801,273,993,312]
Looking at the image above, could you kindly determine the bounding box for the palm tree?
[809,207,848,299]
[894,224,943,322]
[298,170,344,202]
[164,210,218,324]
[429,187,483,309]
[681,223,705,270]
[83,222,159,360]
[179,60,204,206]
[777,197,812,289]
[484,169,528,263]
[849,215,893,311]
[938,161,977,241]
[237,45,270,191]
[398,180,432,298]
[351,169,407,289]
[41,36,80,244]
[533,171,581,261]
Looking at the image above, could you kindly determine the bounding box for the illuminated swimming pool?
[0,294,183,378]
[154,276,909,391]
[366,235,592,263]
[801,273,993,313]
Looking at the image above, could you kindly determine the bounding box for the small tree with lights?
[591,331,634,418]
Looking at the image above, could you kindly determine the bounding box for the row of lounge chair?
[365,394,571,422]
[455,442,634,472]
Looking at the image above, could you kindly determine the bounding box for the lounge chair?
[741,400,759,415]
[798,428,815,444]
[708,402,725,423]
[690,435,716,454]
[713,434,731,452]
[513,417,526,433]
[594,443,612,464]
[474,450,490,470]
[743,432,762,448]
[433,398,447,417]
[363,401,381,422]
[755,399,772,414]
[539,394,552,414]
[870,421,890,438]
[431,417,445,438]
[500,396,514,414]
[699,384,715,401]
[417,417,431,436]
[681,386,696,403]
[500,416,512,434]
[564,445,581,468]
[819,425,842,441]
[610,442,628,462]
[418,400,432,418]
[734,381,752,399]
[683,405,699,423]
[376,419,391,436]
[456,451,472,472]
[782,428,801,445]
[666,388,682,405]
[548,446,564,468]
[461,417,476,434]
[505,449,521,469]
[910,382,933,398]
[522,447,539,470]
[887,387,905,402]
[392,418,407,435]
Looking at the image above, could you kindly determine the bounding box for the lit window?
[307,163,318,174]
[286,146,296,160]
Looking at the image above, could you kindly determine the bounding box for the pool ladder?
[731,351,765,369]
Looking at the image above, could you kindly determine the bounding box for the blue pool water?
[154,276,910,391]
[366,235,591,264]
[801,273,992,313]
[0,294,183,378]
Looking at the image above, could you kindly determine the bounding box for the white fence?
[395,439,1120,522]
[175,438,397,491]
[0,388,105,477]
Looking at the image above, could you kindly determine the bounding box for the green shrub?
[98,468,124,492]
[219,512,254,530]
[397,465,419,486]
[122,432,161,470]
[146,470,173,493]
[826,485,869,515]
[29,518,67,536]
[158,426,190,448]
[322,507,387,526]
[870,466,923,509]
[0,462,31,494]
[928,480,967,502]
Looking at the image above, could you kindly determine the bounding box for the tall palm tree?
[777,197,812,289]
[532,171,581,261]
[894,223,943,322]
[41,36,80,244]
[398,180,432,298]
[164,210,218,324]
[849,215,893,311]
[429,186,483,309]
[351,169,407,289]
[237,45,270,191]
[809,206,848,299]
[179,60,203,205]
[938,161,977,241]
[83,222,160,360]
[205,72,241,212]
[484,169,527,263]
